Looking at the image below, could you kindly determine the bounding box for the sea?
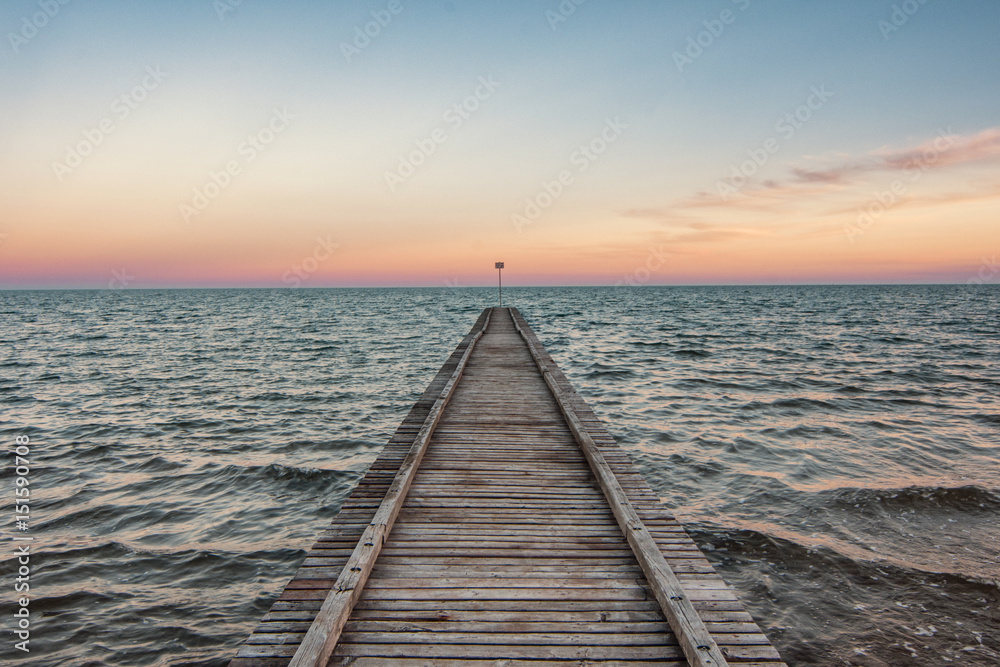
[1,285,998,666]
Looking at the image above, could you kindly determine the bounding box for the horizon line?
[0,282,993,292]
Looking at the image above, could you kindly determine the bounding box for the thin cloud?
[671,226,771,245]
[790,166,852,184]
[615,213,779,247]
[786,126,1000,188]
[879,126,1000,170]
[668,181,838,213]
[822,180,1000,218]
[668,126,1000,212]
[619,127,1000,249]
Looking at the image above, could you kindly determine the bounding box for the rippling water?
[2,286,998,666]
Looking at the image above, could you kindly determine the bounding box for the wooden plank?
[331,643,685,660]
[329,659,686,667]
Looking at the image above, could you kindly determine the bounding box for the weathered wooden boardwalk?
[231,308,786,666]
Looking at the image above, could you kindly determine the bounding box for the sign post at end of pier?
[495,262,504,307]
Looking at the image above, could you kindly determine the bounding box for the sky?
[1,0,998,288]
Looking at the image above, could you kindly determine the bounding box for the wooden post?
[495,261,504,307]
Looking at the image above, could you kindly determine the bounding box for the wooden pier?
[231,308,786,666]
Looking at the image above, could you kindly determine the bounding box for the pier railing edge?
[286,308,494,667]
[509,306,731,667]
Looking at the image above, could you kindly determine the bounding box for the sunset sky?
[1,0,998,288]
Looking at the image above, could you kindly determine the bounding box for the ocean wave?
[828,484,1000,513]
[688,522,1000,666]
[190,462,361,497]
[690,523,1000,591]
[130,456,188,473]
[970,412,1000,426]
[673,348,711,358]
[740,397,842,411]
